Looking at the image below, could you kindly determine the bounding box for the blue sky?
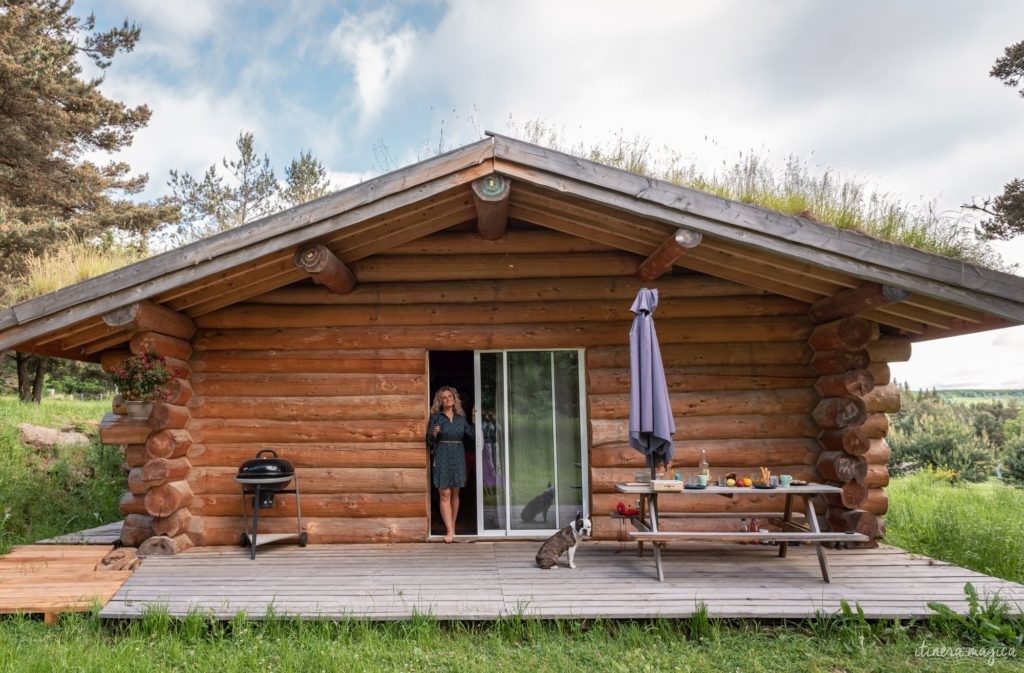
[75,0,1024,388]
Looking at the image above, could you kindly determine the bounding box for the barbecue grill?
[235,450,307,559]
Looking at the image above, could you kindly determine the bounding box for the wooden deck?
[101,541,1024,620]
[0,545,132,622]
[38,521,123,545]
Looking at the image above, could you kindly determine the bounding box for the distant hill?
[935,389,1024,404]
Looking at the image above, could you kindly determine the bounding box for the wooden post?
[293,243,358,295]
[637,229,702,282]
[809,283,911,324]
[471,174,511,240]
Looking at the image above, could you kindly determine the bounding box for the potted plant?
[109,352,179,420]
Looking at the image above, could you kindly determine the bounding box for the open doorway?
[427,351,476,538]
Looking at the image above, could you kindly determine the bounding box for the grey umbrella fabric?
[628,288,676,473]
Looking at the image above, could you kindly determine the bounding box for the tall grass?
[0,396,122,551]
[886,469,1024,584]
[506,119,1005,268]
[3,238,144,307]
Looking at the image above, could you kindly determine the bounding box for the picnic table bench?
[615,482,868,582]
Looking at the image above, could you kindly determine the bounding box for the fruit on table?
[742,477,753,487]
[726,478,736,487]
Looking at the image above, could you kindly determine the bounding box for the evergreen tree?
[280,151,333,209]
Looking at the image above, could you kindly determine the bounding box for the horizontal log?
[193,317,814,351]
[146,429,193,460]
[814,370,874,398]
[190,419,423,444]
[152,508,193,538]
[816,451,867,482]
[120,514,155,547]
[587,369,816,395]
[187,467,427,495]
[590,414,819,447]
[187,443,426,469]
[348,251,644,282]
[590,466,819,494]
[823,481,869,509]
[148,403,191,430]
[192,372,426,397]
[862,488,889,515]
[809,349,870,375]
[119,493,148,516]
[99,413,152,445]
[100,351,131,374]
[817,428,870,456]
[191,493,425,518]
[868,336,911,363]
[864,464,889,488]
[862,383,901,413]
[825,508,882,538]
[252,274,762,305]
[129,332,193,361]
[196,295,808,329]
[387,229,615,256]
[589,389,816,420]
[864,438,891,465]
[192,395,425,422]
[586,342,811,368]
[138,533,193,556]
[811,397,867,429]
[294,243,358,295]
[144,480,193,517]
[808,317,879,352]
[589,439,822,468]
[637,228,703,282]
[809,283,910,324]
[197,516,427,545]
[191,351,425,374]
[127,468,146,496]
[142,457,191,487]
[123,444,147,468]
[102,300,196,340]
[866,362,891,386]
[861,413,890,438]
[591,493,797,516]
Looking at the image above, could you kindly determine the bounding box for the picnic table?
[615,482,869,582]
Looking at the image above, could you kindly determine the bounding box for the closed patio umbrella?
[628,288,676,478]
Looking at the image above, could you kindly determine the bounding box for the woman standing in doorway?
[427,386,473,543]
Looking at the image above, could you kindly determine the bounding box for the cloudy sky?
[78,0,1024,389]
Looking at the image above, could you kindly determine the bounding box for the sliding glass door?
[475,350,588,535]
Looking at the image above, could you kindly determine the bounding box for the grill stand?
[236,476,307,560]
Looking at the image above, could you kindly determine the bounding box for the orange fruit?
[742,477,753,487]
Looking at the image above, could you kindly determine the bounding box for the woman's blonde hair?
[430,386,465,416]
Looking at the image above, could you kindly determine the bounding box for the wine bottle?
[698,448,709,478]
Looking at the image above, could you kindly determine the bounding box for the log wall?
[101,227,908,546]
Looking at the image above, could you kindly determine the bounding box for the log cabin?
[2,132,1023,555]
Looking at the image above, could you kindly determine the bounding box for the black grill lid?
[236,449,294,481]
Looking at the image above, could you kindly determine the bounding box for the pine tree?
[280,151,333,209]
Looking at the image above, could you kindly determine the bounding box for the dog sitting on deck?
[535,514,592,569]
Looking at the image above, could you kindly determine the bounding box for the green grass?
[0,610,1018,673]
[0,396,122,551]
[886,470,1024,584]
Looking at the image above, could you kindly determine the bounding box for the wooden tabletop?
[615,482,842,495]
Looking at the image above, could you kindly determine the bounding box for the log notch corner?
[472,174,511,240]
[807,312,904,546]
[99,300,199,556]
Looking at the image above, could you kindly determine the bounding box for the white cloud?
[328,9,417,126]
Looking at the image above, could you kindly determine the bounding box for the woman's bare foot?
[443,533,454,544]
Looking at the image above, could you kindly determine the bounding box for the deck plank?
[0,545,132,616]
[99,542,1024,620]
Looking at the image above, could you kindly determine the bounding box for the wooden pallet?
[0,545,132,623]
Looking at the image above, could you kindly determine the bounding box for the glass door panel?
[476,350,586,535]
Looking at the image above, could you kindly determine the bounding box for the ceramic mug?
[779,474,793,487]
[697,474,709,486]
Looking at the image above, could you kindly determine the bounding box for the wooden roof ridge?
[486,132,1024,323]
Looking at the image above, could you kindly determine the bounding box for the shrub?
[1003,436,1024,486]
[108,352,179,402]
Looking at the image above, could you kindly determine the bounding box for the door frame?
[472,348,590,537]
